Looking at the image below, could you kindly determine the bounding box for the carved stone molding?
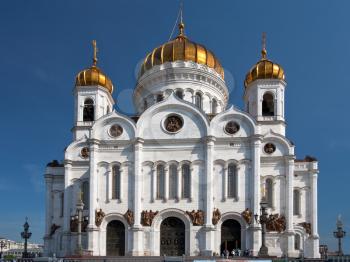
[141,210,159,226]
[186,210,204,226]
[212,208,221,225]
[95,209,105,227]
[241,208,253,225]
[124,209,134,226]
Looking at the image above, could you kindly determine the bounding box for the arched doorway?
[220,219,241,255]
[106,220,125,256]
[160,217,185,256]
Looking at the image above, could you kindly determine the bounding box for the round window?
[264,143,276,154]
[81,147,89,158]
[224,121,240,135]
[109,124,123,138]
[164,115,183,133]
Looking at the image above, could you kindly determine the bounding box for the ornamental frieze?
[266,214,286,233]
[141,210,159,226]
[186,210,204,226]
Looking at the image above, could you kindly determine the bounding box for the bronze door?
[220,219,241,255]
[160,217,185,256]
[106,220,125,256]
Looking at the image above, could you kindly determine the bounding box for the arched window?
[293,189,300,215]
[195,93,202,109]
[182,164,190,198]
[265,178,273,208]
[60,192,64,217]
[294,234,301,250]
[82,181,89,210]
[83,98,94,121]
[227,164,237,199]
[156,93,164,102]
[212,99,218,114]
[156,165,165,199]
[175,90,184,99]
[262,93,274,116]
[112,165,121,200]
[169,164,177,200]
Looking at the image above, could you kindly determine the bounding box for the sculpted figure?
[124,209,134,226]
[186,210,204,226]
[212,208,221,225]
[266,214,286,233]
[241,208,253,225]
[141,210,159,226]
[95,209,105,227]
[299,222,312,235]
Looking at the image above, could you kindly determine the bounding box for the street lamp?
[333,215,346,256]
[254,196,269,257]
[73,190,89,256]
[21,217,32,258]
[0,240,7,259]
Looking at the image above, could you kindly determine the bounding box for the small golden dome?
[140,23,224,79]
[244,34,285,88]
[75,40,114,94]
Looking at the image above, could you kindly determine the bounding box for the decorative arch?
[262,91,275,116]
[83,98,95,121]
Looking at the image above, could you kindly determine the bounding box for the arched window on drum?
[262,92,275,116]
[195,92,202,109]
[182,164,190,199]
[112,165,121,200]
[169,164,177,200]
[265,178,273,208]
[227,163,237,199]
[156,164,165,200]
[83,98,94,121]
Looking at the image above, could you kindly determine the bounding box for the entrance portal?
[160,217,185,256]
[106,220,125,256]
[220,219,241,255]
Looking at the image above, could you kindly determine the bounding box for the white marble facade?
[44,27,320,258]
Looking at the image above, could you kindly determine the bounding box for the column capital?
[204,135,216,144]
[251,135,263,144]
[134,137,145,145]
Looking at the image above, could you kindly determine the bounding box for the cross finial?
[261,32,267,59]
[178,0,185,36]
[92,40,98,66]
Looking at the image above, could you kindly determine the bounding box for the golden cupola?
[244,34,285,88]
[75,40,114,94]
[140,22,224,79]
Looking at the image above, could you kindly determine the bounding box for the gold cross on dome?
[261,32,267,59]
[92,40,98,66]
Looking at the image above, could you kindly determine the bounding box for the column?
[63,160,73,256]
[87,140,99,254]
[285,156,295,256]
[164,166,169,202]
[309,171,320,258]
[131,138,144,255]
[176,166,181,201]
[106,165,112,202]
[250,136,262,256]
[44,174,53,256]
[235,165,241,201]
[203,136,215,256]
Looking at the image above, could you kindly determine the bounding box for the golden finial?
[92,40,98,66]
[261,32,267,59]
[178,0,185,36]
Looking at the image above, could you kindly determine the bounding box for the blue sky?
[0,0,349,252]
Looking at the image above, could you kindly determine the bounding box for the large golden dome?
[244,41,285,88]
[140,23,224,79]
[75,40,114,94]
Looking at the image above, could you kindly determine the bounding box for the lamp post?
[333,215,346,256]
[21,217,32,258]
[254,197,269,257]
[75,191,84,256]
[0,240,7,259]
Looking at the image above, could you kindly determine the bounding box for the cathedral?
[44,18,320,258]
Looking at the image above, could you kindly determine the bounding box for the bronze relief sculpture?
[95,209,105,227]
[266,214,286,233]
[81,147,90,158]
[186,210,204,226]
[141,210,159,226]
[124,209,134,226]
[298,222,312,235]
[164,115,183,133]
[212,208,221,225]
[241,208,253,225]
[264,143,276,154]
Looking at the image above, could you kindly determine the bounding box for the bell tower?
[244,33,286,135]
[73,40,115,140]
